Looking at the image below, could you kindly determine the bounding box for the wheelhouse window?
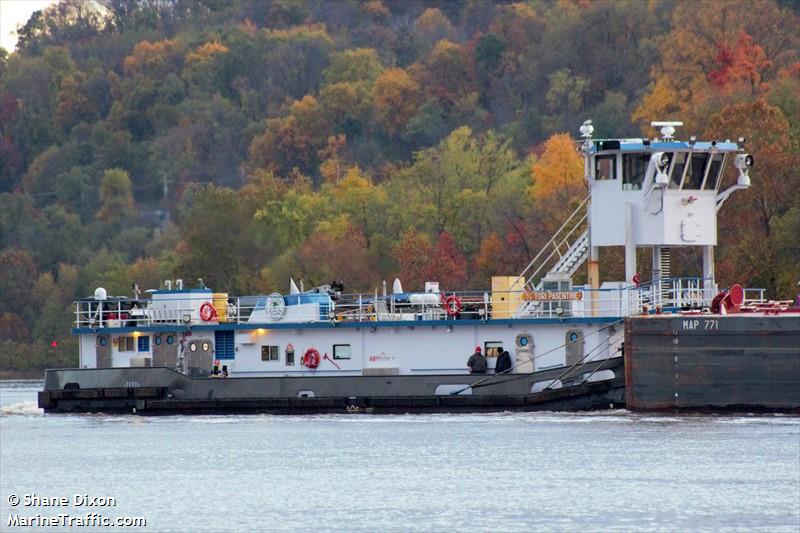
[669,152,688,189]
[594,154,617,180]
[704,153,725,190]
[333,344,351,360]
[622,154,648,190]
[261,345,279,361]
[683,153,709,189]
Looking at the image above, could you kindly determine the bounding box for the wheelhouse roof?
[593,139,739,152]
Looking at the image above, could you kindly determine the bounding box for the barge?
[39,121,800,414]
[626,314,800,411]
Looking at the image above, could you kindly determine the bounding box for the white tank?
[409,293,440,305]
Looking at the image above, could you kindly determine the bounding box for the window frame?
[702,153,726,190]
[484,341,504,358]
[261,345,279,362]
[118,336,135,352]
[594,154,618,181]
[668,151,689,189]
[621,153,649,191]
[333,344,352,360]
[137,335,150,352]
[682,152,710,190]
[285,345,295,366]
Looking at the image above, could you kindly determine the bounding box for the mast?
[579,121,600,294]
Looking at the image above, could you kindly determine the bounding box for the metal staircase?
[513,195,591,317]
[551,229,590,277]
[515,195,590,291]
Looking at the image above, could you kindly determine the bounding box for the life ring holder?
[200,302,217,322]
[303,348,321,369]
[444,294,462,317]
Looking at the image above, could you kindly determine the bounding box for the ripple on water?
[1,382,798,532]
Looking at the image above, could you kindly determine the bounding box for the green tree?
[97,168,135,222]
[176,185,256,293]
[0,249,38,318]
[323,48,383,86]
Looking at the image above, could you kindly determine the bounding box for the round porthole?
[99,337,108,347]
[154,335,162,346]
[166,335,175,345]
[519,336,529,347]
[189,342,198,352]
[201,341,210,352]
[569,332,579,342]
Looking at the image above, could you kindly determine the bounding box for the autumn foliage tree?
[529,133,586,233]
[1,0,799,374]
[633,0,798,131]
[705,99,799,296]
[373,68,422,136]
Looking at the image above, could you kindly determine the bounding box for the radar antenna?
[651,121,683,141]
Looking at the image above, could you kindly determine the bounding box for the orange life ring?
[200,302,217,322]
[303,348,321,369]
[444,294,462,317]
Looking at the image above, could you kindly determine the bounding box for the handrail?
[513,194,590,291]
[71,278,773,329]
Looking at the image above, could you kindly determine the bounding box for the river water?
[1,381,798,532]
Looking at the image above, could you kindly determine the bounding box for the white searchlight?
[646,151,671,188]
[734,153,754,186]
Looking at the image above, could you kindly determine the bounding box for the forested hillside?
[1,0,798,375]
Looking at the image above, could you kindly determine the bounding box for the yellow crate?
[212,293,228,322]
[491,276,524,319]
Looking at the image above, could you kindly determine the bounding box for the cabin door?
[186,339,214,376]
[565,330,585,366]
[96,335,111,368]
[153,333,178,368]
[514,333,534,373]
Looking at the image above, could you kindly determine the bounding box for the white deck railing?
[73,277,768,328]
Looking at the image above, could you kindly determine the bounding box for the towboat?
[39,121,800,414]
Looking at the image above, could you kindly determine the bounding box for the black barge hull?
[625,315,800,412]
[38,358,624,414]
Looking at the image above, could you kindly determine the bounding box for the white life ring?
[267,293,286,320]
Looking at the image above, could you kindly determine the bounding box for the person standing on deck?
[467,346,487,373]
[495,349,512,374]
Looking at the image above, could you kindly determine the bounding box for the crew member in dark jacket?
[495,349,512,374]
[467,346,487,373]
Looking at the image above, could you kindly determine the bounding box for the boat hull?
[625,315,800,412]
[38,358,625,414]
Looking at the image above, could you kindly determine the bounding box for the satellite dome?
[94,287,108,301]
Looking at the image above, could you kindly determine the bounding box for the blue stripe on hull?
[73,316,622,335]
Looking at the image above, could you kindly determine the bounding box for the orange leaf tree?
[529,133,586,232]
